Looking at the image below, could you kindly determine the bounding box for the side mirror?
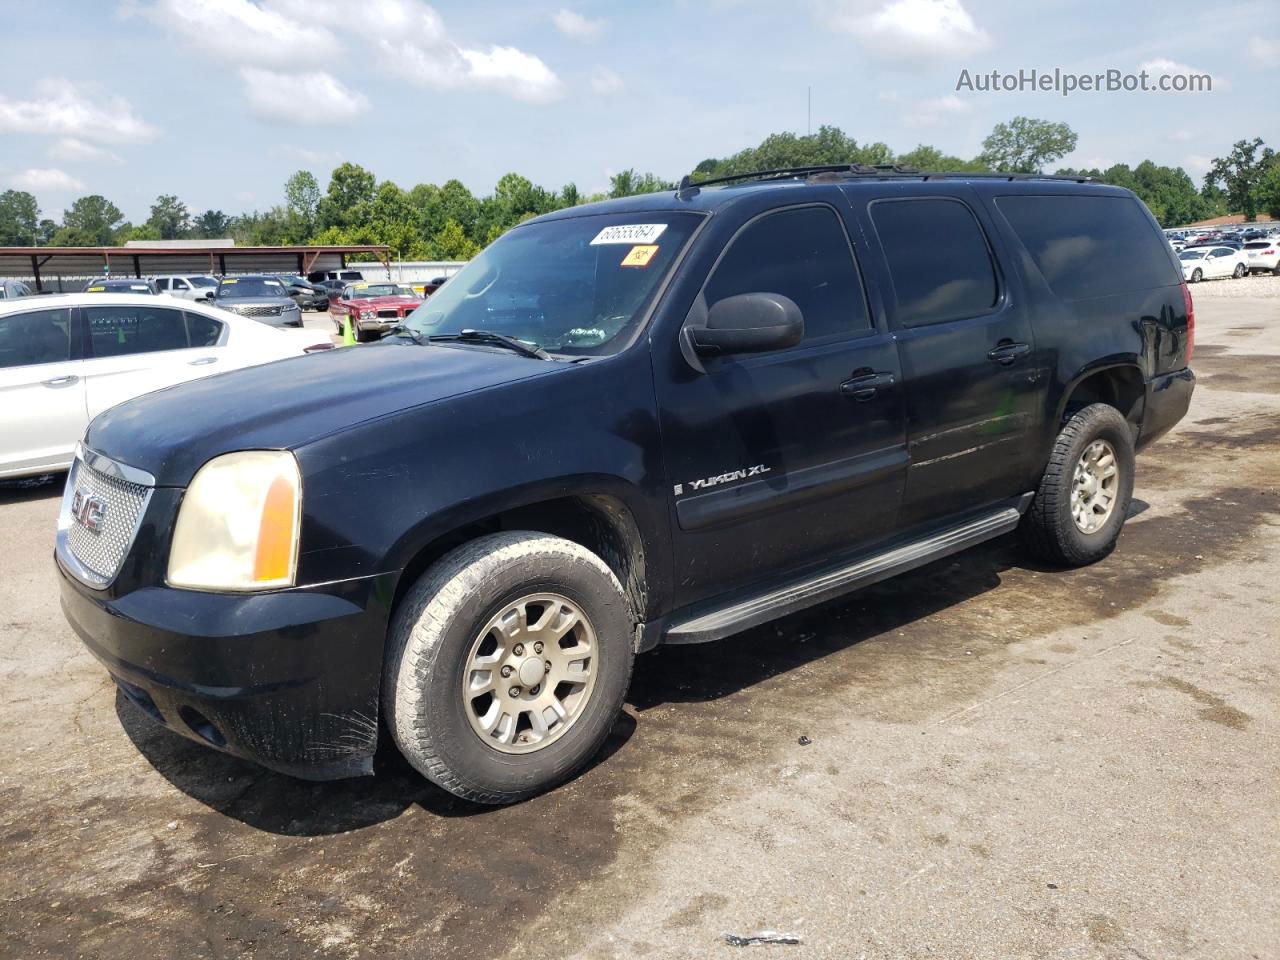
[687,292,804,357]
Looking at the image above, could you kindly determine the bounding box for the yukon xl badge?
[70,488,107,535]
[674,464,770,497]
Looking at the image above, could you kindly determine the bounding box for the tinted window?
[154,278,170,290]
[0,308,72,368]
[185,312,223,347]
[1245,241,1271,250]
[1211,248,1233,258]
[871,198,998,326]
[172,278,190,290]
[996,195,1180,302]
[191,276,217,288]
[85,305,190,357]
[704,206,869,342]
[217,277,286,298]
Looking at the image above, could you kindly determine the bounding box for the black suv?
[57,166,1194,803]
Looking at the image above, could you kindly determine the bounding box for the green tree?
[36,218,57,245]
[1259,159,1280,220]
[229,208,288,246]
[559,183,581,207]
[978,117,1078,173]
[192,209,232,238]
[1206,138,1276,221]
[896,145,987,172]
[608,169,675,198]
[435,179,479,238]
[146,194,191,239]
[696,126,893,179]
[431,219,480,260]
[58,195,124,245]
[368,180,427,258]
[284,170,321,221]
[0,190,40,245]
[317,162,377,230]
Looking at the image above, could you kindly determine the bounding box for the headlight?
[360,309,376,319]
[167,451,301,591]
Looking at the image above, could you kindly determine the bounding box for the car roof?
[527,171,1137,225]
[2,291,227,316]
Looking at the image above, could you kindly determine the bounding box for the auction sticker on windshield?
[620,245,659,268]
[590,223,667,245]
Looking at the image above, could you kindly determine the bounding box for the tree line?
[2,119,1278,257]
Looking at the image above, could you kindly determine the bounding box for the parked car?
[83,278,157,294]
[275,275,330,311]
[0,294,330,479]
[1243,239,1280,275]
[153,275,219,302]
[306,268,365,284]
[317,279,348,303]
[1178,246,1249,281]
[328,282,422,340]
[211,274,303,327]
[0,280,35,300]
[57,171,1194,803]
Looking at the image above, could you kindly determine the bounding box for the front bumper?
[1137,367,1195,451]
[355,316,402,333]
[58,558,395,780]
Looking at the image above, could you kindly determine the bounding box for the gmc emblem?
[70,488,107,535]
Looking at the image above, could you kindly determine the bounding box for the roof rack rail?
[676,166,1094,195]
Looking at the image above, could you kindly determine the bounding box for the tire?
[1232,263,1246,279]
[383,532,635,804]
[1272,263,1280,277]
[1020,403,1136,567]
[1190,268,1202,283]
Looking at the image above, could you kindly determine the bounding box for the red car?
[329,282,423,341]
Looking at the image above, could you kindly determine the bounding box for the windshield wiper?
[382,324,428,345]
[426,329,552,361]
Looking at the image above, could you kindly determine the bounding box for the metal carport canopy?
[0,244,392,288]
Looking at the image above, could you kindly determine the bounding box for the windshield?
[218,277,287,298]
[190,276,218,288]
[401,212,702,356]
[1245,241,1272,250]
[349,284,414,298]
[1178,250,1207,260]
[86,280,153,293]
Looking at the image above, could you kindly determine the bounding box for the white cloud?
[240,68,368,124]
[9,168,87,192]
[1184,154,1213,177]
[1140,58,1229,92]
[0,79,157,144]
[901,93,971,127]
[1246,37,1276,63]
[124,0,340,66]
[1167,129,1194,143]
[818,0,991,63]
[49,138,124,164]
[554,8,604,40]
[590,66,623,94]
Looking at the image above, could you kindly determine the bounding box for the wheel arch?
[1056,362,1146,436]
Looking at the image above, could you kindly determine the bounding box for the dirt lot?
[1,299,1276,960]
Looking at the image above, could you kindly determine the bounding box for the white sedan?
[0,293,331,479]
[1178,246,1250,283]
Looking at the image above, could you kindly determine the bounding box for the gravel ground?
[1186,272,1280,297]
[1,299,1276,960]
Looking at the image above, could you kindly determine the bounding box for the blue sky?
[1,0,1276,222]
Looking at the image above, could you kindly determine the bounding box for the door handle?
[840,371,895,401]
[987,341,1030,365]
[188,356,218,366]
[41,375,79,387]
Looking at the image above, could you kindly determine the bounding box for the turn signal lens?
[167,451,301,591]
[1180,281,1195,364]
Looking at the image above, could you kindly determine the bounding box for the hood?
[85,342,562,486]
[343,295,421,308]
[218,296,296,308]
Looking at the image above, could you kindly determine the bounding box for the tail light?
[1180,281,1195,364]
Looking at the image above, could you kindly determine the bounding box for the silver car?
[153,274,219,303]
[211,274,303,327]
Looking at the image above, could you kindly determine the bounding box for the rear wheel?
[1272,263,1280,276]
[383,532,634,804]
[1020,403,1135,567]
[1232,263,1246,279]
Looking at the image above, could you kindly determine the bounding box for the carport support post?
[218,253,227,276]
[30,254,42,292]
[132,255,142,279]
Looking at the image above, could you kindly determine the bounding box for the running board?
[663,505,1024,645]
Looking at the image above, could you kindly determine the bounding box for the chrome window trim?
[56,444,156,591]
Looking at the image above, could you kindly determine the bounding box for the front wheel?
[383,532,635,804]
[1020,403,1136,567]
[1190,268,1203,283]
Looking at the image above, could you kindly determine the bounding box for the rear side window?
[870,198,998,327]
[1245,241,1271,250]
[0,308,72,368]
[154,278,170,290]
[85,305,190,357]
[996,195,1180,301]
[185,312,223,347]
[705,205,870,342]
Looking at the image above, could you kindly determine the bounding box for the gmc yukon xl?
[57,166,1195,803]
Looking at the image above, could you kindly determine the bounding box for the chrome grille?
[233,304,283,318]
[58,450,154,588]
[376,309,399,318]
